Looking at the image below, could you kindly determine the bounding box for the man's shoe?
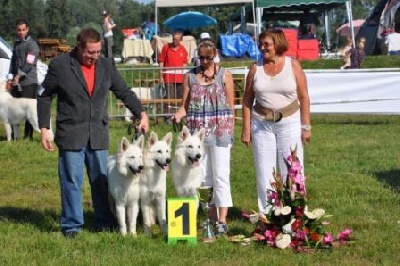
[64,231,79,239]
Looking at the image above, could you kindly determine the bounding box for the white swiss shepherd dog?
[172,125,206,200]
[108,135,144,236]
[140,131,172,236]
[0,80,54,141]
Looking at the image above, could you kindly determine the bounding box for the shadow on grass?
[312,114,396,125]
[0,207,98,232]
[0,207,59,232]
[374,169,400,193]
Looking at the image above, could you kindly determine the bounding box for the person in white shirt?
[101,10,116,60]
[385,28,400,56]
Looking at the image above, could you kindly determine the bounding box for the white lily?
[282,222,292,234]
[275,233,292,249]
[304,206,325,220]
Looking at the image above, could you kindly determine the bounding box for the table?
[122,39,154,61]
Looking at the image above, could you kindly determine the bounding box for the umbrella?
[164,11,217,30]
[336,19,365,37]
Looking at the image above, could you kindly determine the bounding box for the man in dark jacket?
[9,18,40,140]
[37,28,149,238]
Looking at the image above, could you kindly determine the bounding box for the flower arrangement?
[242,148,352,252]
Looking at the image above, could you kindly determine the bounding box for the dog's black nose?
[166,158,171,164]
[139,165,144,170]
[196,154,201,159]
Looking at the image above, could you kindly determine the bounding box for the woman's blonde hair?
[198,39,217,56]
[357,37,366,50]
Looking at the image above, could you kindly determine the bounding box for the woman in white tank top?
[241,29,311,215]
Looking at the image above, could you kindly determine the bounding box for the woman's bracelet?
[301,124,312,131]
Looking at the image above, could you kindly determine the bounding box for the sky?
[137,0,153,4]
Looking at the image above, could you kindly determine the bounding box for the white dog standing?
[172,125,205,198]
[0,80,54,141]
[108,135,144,236]
[140,131,172,236]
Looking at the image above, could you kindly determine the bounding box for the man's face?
[172,33,182,47]
[78,41,101,66]
[16,23,29,40]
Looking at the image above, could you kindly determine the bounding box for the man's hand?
[138,112,149,133]
[40,128,55,151]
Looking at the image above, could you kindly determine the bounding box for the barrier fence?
[111,66,248,122]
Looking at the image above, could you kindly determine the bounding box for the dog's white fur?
[140,131,173,236]
[108,135,144,236]
[172,125,206,198]
[0,81,54,141]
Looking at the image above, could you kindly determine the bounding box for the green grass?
[0,114,399,265]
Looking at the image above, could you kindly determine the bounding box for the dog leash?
[172,116,186,133]
[172,120,184,133]
[127,119,144,141]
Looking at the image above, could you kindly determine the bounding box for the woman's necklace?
[200,64,217,82]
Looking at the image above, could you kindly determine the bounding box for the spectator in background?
[339,37,353,69]
[159,31,188,120]
[101,10,116,60]
[384,28,400,56]
[299,9,319,38]
[194,32,221,66]
[345,37,366,69]
[142,14,159,40]
[8,18,40,140]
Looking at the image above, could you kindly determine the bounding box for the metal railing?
[110,66,248,121]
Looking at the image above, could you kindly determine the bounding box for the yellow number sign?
[167,198,197,245]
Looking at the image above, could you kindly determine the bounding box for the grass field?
[0,114,399,265]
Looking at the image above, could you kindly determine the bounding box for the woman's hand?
[301,130,311,144]
[241,130,251,148]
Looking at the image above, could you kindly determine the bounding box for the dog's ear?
[163,132,173,146]
[121,137,131,152]
[135,134,145,150]
[181,125,190,141]
[149,131,158,146]
[196,128,206,142]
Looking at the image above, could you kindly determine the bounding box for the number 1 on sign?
[167,198,197,244]
[175,202,190,235]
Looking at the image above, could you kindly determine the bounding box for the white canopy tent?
[154,0,256,62]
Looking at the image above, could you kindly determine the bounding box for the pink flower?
[267,191,281,207]
[264,229,277,245]
[295,230,307,241]
[322,233,334,245]
[337,228,352,242]
[290,160,303,173]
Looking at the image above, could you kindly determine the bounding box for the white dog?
[108,135,144,236]
[0,80,54,141]
[140,131,173,236]
[172,125,206,198]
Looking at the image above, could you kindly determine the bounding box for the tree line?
[0,0,376,56]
